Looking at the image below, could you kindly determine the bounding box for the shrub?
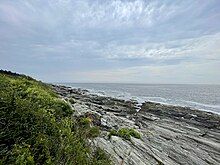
[129,128,141,139]
[108,129,118,139]
[108,128,141,141]
[79,117,92,128]
[69,98,76,104]
[0,72,111,165]
[88,126,100,138]
[92,147,112,165]
[118,128,132,140]
[11,144,35,165]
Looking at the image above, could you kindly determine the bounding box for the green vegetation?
[108,128,141,141]
[88,127,100,138]
[69,98,76,104]
[0,71,111,165]
[127,128,141,139]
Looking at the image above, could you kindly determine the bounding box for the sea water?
[63,83,220,114]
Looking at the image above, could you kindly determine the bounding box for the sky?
[0,0,220,84]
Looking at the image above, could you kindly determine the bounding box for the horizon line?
[51,82,220,86]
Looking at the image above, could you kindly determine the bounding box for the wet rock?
[141,101,220,129]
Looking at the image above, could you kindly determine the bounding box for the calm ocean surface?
[63,83,220,114]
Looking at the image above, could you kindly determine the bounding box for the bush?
[108,129,118,139]
[129,128,141,139]
[92,147,112,165]
[79,117,92,128]
[88,126,100,138]
[118,128,132,140]
[108,128,141,141]
[69,98,76,104]
[0,72,111,165]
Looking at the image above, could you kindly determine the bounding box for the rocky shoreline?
[52,84,220,165]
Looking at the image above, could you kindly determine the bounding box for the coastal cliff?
[1,70,219,165]
[53,85,220,165]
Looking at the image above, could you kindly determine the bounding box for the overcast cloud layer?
[0,0,220,84]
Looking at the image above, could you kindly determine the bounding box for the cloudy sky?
[0,0,220,84]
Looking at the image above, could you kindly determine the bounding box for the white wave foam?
[64,84,220,115]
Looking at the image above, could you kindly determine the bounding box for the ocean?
[63,83,220,114]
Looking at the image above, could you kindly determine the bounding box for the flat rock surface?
[52,85,220,165]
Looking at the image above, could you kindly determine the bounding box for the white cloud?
[45,0,179,28]
[1,0,220,83]
[102,33,220,60]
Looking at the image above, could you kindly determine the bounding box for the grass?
[0,70,111,165]
[108,128,141,141]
